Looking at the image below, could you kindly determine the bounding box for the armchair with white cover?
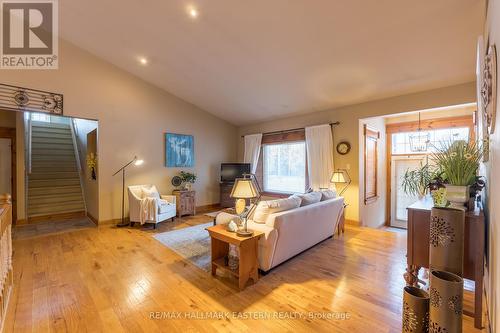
[128,185,176,228]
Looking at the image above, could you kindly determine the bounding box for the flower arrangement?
[430,140,482,186]
[86,153,97,180]
[179,171,196,189]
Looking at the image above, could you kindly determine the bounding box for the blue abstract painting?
[165,133,194,167]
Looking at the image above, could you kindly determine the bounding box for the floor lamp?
[112,156,144,227]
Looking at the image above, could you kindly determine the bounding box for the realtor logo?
[1,0,58,69]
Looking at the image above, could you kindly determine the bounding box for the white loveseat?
[128,185,176,228]
[216,194,344,272]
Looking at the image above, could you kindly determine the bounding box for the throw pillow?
[142,187,160,200]
[298,191,322,206]
[320,189,337,201]
[253,196,302,224]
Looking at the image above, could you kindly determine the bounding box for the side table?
[206,224,263,290]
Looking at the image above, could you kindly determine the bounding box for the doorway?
[0,138,12,195]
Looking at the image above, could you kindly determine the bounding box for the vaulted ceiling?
[60,0,485,125]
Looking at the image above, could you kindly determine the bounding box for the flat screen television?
[220,163,251,183]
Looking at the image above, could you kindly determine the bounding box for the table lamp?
[331,169,351,196]
[230,174,261,237]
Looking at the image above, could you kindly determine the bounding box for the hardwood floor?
[4,214,486,332]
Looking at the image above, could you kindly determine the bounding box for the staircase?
[27,121,85,218]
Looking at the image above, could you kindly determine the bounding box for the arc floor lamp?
[112,156,144,227]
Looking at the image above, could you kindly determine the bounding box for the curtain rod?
[241,121,340,138]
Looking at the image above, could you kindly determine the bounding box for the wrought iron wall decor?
[0,83,63,114]
[481,44,497,135]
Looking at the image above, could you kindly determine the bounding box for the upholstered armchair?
[128,185,176,228]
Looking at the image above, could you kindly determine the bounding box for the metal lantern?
[409,112,430,153]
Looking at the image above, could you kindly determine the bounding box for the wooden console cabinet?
[406,197,485,329]
[220,182,234,208]
[173,190,196,217]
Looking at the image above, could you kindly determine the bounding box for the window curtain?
[305,124,334,190]
[244,133,263,174]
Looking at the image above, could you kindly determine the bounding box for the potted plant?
[401,163,433,199]
[430,140,482,209]
[179,171,197,190]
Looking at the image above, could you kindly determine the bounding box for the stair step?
[28,194,83,205]
[31,132,72,140]
[28,204,85,216]
[32,155,77,161]
[29,172,79,180]
[32,149,75,156]
[31,136,73,144]
[32,142,74,149]
[29,179,80,188]
[31,121,71,129]
[28,185,82,196]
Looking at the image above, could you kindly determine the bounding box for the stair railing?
[27,115,32,175]
[24,114,31,220]
[70,119,87,214]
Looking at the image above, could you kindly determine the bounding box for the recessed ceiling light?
[138,57,148,65]
[188,7,199,18]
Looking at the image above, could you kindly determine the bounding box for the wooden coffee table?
[206,224,263,290]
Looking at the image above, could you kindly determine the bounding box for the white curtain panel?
[244,133,263,173]
[305,124,334,190]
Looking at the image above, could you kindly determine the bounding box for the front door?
[390,155,426,228]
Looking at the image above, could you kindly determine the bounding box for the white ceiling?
[60,1,485,126]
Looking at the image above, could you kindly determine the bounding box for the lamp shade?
[331,170,347,183]
[230,178,258,199]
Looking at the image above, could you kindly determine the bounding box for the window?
[391,127,470,155]
[263,141,306,194]
[31,113,51,122]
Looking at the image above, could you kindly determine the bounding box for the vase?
[429,270,463,333]
[429,207,465,276]
[402,286,429,333]
[431,188,448,208]
[444,185,469,210]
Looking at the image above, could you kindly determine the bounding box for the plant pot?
[429,270,463,333]
[402,286,429,333]
[429,207,465,276]
[444,185,469,210]
[184,183,192,191]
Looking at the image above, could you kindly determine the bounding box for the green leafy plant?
[430,140,482,186]
[179,171,197,184]
[401,163,434,197]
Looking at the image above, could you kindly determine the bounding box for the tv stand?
[220,182,234,208]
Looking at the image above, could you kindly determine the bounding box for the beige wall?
[238,82,476,222]
[483,0,500,330]
[1,40,238,221]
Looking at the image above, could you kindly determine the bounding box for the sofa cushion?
[142,187,160,200]
[158,201,174,214]
[320,189,337,201]
[296,191,322,206]
[253,196,302,224]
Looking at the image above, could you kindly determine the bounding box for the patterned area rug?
[153,222,212,271]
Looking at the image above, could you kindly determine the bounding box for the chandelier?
[409,112,430,153]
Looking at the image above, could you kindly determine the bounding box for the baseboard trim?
[345,219,359,226]
[86,212,98,225]
[23,211,86,224]
[196,203,221,214]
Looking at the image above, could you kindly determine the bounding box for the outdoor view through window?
[263,142,306,193]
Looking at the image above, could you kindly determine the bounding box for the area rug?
[153,222,212,271]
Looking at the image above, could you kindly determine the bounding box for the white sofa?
[128,185,176,228]
[216,195,344,272]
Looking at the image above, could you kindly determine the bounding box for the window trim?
[261,140,308,195]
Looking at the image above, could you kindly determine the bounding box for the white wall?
[73,118,99,220]
[0,40,238,221]
[358,117,387,228]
